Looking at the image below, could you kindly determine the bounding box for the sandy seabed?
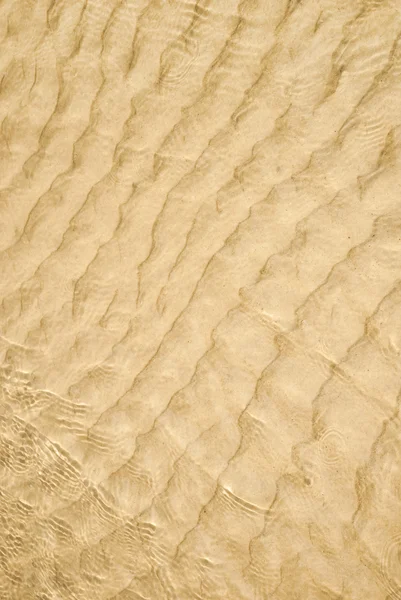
[1,0,401,598]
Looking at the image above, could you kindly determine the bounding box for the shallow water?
[1,0,401,598]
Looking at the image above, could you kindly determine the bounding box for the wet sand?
[1,0,401,598]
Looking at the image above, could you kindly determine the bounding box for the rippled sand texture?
[1,0,401,598]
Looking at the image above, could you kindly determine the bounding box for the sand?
[1,0,401,598]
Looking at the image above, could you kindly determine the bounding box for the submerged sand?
[1,0,401,598]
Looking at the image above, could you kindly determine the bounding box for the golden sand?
[1,0,401,598]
